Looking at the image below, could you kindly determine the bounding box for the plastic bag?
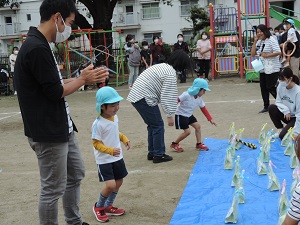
[231,156,240,187]
[257,151,267,175]
[228,122,235,144]
[290,144,297,169]
[224,147,233,170]
[284,140,293,156]
[281,127,293,147]
[261,139,271,163]
[279,179,289,217]
[268,160,280,191]
[259,123,267,144]
[225,191,240,223]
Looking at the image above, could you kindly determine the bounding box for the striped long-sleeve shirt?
[256,37,281,74]
[288,182,300,220]
[127,63,178,117]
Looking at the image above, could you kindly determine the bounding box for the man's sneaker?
[105,206,125,216]
[147,153,154,160]
[196,143,209,151]
[153,154,173,163]
[170,142,184,152]
[93,203,109,223]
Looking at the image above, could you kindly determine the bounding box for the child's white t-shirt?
[175,91,205,117]
[288,28,298,42]
[91,115,123,165]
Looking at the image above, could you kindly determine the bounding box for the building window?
[142,3,160,19]
[182,30,193,42]
[143,32,161,44]
[27,14,31,21]
[180,0,198,16]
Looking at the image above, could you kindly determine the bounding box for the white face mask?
[55,16,72,43]
[283,25,287,30]
[154,39,159,43]
[279,79,291,88]
[143,46,148,50]
[178,37,183,42]
[14,50,18,55]
[202,35,207,40]
[275,32,280,36]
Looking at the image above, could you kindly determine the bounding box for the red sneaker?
[105,205,125,216]
[93,203,109,223]
[196,143,209,151]
[170,143,184,152]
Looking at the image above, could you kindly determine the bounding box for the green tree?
[186,6,210,43]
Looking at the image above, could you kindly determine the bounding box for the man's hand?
[113,148,121,157]
[167,117,174,126]
[79,64,109,85]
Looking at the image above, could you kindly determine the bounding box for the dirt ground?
[0,75,277,225]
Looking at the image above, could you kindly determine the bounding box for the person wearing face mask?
[150,35,165,64]
[268,68,300,140]
[9,46,19,95]
[140,40,152,71]
[280,18,300,76]
[173,34,189,83]
[13,0,108,224]
[124,34,141,88]
[251,24,281,114]
[196,31,212,80]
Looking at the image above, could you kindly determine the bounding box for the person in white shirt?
[268,67,300,139]
[92,86,131,223]
[251,24,281,114]
[170,78,217,152]
[9,46,18,95]
[281,19,298,68]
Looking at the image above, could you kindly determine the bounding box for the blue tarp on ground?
[169,138,295,225]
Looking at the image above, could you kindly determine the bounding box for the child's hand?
[125,141,131,150]
[113,148,121,157]
[210,120,217,126]
[167,117,174,126]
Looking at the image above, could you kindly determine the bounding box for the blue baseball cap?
[188,78,211,96]
[286,19,295,26]
[95,86,123,112]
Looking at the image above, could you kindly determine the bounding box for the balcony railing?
[113,12,140,27]
[0,23,21,36]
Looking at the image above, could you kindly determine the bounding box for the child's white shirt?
[175,91,205,117]
[287,28,298,42]
[91,115,123,165]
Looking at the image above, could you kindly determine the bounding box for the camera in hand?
[127,41,138,48]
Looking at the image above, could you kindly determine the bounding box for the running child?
[281,19,298,67]
[91,86,131,223]
[170,78,217,152]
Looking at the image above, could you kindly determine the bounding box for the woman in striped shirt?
[127,50,191,163]
[251,24,281,114]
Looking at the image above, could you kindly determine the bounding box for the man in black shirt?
[14,0,108,224]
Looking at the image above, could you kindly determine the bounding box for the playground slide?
[269,7,300,30]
